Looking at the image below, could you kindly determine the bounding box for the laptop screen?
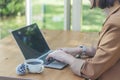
[12,23,50,59]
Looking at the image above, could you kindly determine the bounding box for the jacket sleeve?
[80,24,120,80]
[70,59,85,76]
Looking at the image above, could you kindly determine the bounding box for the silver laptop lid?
[12,23,50,59]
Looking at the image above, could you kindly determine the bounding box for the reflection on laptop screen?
[12,23,50,59]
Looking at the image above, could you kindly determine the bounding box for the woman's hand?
[59,46,96,57]
[46,50,76,65]
[58,47,82,57]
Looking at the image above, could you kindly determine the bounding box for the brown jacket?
[70,3,120,80]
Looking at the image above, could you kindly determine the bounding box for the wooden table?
[0,30,98,80]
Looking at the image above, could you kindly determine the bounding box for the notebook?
[11,23,67,69]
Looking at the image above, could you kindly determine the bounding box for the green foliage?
[0,1,105,39]
[82,4,105,32]
[0,0,25,17]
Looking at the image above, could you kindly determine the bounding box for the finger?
[46,54,52,61]
[46,50,60,61]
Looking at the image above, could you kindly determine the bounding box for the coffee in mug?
[24,59,44,73]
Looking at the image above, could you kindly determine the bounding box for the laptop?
[11,23,67,69]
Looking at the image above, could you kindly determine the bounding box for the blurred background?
[0,0,105,39]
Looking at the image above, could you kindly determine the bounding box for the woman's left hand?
[46,50,75,65]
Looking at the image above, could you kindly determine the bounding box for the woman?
[46,0,120,80]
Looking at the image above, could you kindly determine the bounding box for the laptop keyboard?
[39,52,55,65]
[44,58,55,65]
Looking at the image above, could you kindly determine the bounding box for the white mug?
[24,59,44,73]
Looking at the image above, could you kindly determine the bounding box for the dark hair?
[93,0,120,9]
